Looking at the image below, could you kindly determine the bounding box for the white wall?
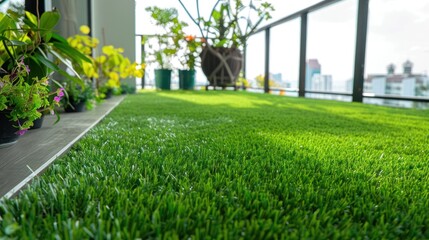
[92,0,136,88]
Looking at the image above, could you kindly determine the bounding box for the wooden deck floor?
[0,96,124,198]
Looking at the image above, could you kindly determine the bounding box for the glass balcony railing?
[137,0,429,108]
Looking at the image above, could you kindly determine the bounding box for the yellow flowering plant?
[68,26,144,98]
[64,25,98,108]
[67,25,99,78]
[95,45,144,97]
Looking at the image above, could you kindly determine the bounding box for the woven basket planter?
[200,46,242,88]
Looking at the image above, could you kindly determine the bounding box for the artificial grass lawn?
[1,91,429,239]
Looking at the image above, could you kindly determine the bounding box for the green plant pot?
[155,69,172,90]
[0,110,20,148]
[179,70,196,90]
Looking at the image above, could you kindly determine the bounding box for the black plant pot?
[30,115,44,130]
[65,101,86,113]
[104,88,113,99]
[0,110,20,148]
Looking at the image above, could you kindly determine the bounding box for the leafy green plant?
[0,9,88,131]
[67,26,144,98]
[59,25,98,109]
[0,59,63,132]
[181,35,202,70]
[95,45,143,91]
[178,0,274,48]
[1,9,90,84]
[236,73,250,88]
[120,83,136,94]
[145,6,187,69]
[61,78,95,109]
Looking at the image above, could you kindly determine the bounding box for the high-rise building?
[270,73,290,88]
[306,59,321,90]
[365,60,429,107]
[311,74,333,91]
[271,73,282,82]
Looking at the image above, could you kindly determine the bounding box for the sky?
[136,0,429,90]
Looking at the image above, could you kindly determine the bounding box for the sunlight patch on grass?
[159,91,276,109]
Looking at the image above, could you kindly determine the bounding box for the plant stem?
[177,0,205,39]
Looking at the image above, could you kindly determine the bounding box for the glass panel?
[306,0,357,101]
[245,32,265,93]
[269,0,324,22]
[270,19,301,97]
[365,0,429,108]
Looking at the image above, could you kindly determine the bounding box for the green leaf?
[44,32,53,42]
[40,10,60,31]
[32,53,59,72]
[38,47,85,88]
[48,47,83,80]
[51,41,92,63]
[8,40,27,46]
[0,35,10,41]
[0,14,15,34]
[22,17,37,28]
[50,32,68,44]
[215,39,228,47]
[25,11,38,26]
[212,10,221,21]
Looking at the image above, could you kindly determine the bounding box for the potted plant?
[64,25,97,111]
[68,25,143,100]
[0,9,90,147]
[0,60,65,147]
[236,73,251,90]
[62,79,95,112]
[146,6,186,90]
[178,0,274,88]
[178,35,201,90]
[94,45,143,98]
